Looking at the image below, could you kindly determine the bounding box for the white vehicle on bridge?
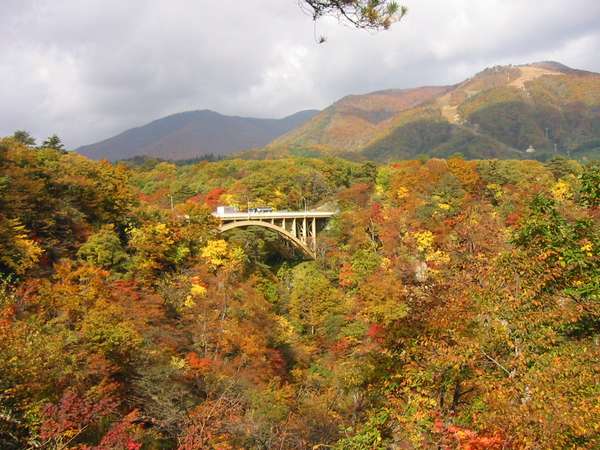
[248,206,273,213]
[215,206,239,215]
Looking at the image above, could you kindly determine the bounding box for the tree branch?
[299,0,407,30]
[481,350,513,377]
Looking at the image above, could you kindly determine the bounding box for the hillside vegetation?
[1,137,599,449]
[265,62,600,161]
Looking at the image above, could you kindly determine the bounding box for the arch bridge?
[213,210,336,258]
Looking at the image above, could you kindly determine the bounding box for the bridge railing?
[212,210,336,219]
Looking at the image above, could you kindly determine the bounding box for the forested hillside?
[78,110,319,162]
[1,136,599,449]
[262,62,600,161]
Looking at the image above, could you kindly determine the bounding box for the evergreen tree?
[41,134,66,152]
[12,130,36,146]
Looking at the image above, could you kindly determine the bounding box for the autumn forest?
[1,134,599,449]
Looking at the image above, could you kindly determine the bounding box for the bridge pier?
[312,217,316,250]
[302,217,307,243]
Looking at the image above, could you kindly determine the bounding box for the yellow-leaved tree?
[0,217,42,275]
[201,239,246,276]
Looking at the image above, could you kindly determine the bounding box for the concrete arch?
[219,220,315,258]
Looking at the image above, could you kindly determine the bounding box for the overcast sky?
[2,0,600,148]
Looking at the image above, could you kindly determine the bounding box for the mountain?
[79,62,600,163]
[77,109,319,161]
[261,62,600,161]
[272,86,452,151]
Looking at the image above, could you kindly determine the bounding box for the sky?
[2,0,600,148]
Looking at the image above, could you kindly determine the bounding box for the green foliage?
[334,410,391,449]
[12,130,36,146]
[77,225,129,271]
[465,96,600,159]
[469,101,548,150]
[578,161,600,207]
[363,119,522,161]
[40,134,66,152]
[289,262,341,336]
[513,194,599,305]
[350,248,381,282]
[545,155,582,179]
[363,120,453,161]
[353,161,378,183]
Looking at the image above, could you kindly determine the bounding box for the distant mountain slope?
[78,109,319,161]
[270,86,452,152]
[264,62,600,161]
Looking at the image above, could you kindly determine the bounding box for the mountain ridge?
[260,61,600,161]
[80,61,600,162]
[77,109,320,161]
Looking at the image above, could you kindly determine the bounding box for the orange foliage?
[337,182,372,207]
[204,187,226,209]
[186,352,212,373]
[338,263,355,287]
[448,158,482,192]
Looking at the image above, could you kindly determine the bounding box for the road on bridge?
[212,210,336,219]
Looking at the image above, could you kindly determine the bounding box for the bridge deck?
[213,211,336,220]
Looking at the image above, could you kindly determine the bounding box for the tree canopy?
[12,130,36,146]
[41,134,66,152]
[1,135,598,448]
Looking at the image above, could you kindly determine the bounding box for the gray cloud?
[1,0,599,148]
